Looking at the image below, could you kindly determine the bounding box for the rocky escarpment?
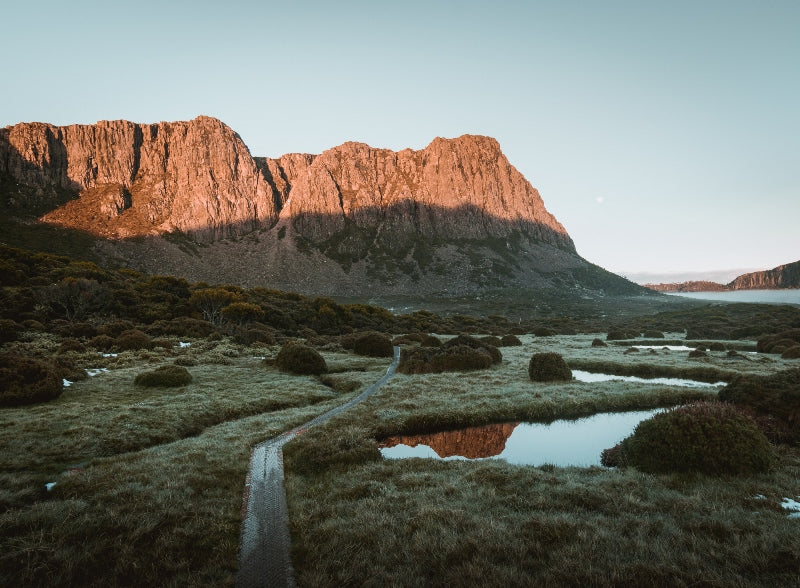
[646,260,800,293]
[0,116,280,240]
[1,116,644,297]
[729,261,800,290]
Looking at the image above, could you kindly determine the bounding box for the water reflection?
[572,370,725,388]
[379,409,664,467]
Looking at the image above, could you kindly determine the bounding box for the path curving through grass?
[236,346,400,588]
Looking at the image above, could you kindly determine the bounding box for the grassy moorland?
[283,338,800,587]
[2,243,800,585]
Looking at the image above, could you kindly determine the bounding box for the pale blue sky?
[2,1,798,281]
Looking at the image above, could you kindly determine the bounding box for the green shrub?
[479,335,503,348]
[115,329,152,351]
[528,352,572,382]
[0,353,63,406]
[642,330,665,338]
[420,334,442,347]
[602,401,773,475]
[274,341,327,375]
[444,334,502,364]
[758,329,800,353]
[98,320,136,337]
[607,328,637,341]
[319,374,361,394]
[591,338,607,347]
[532,326,557,337]
[0,319,22,344]
[391,333,424,345]
[782,345,800,359]
[397,345,494,374]
[709,342,726,352]
[57,338,86,354]
[688,349,708,358]
[500,334,522,347]
[87,334,115,351]
[718,368,800,441]
[350,331,394,358]
[233,327,276,346]
[134,365,193,387]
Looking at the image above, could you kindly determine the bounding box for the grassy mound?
[500,334,522,347]
[602,401,773,475]
[275,341,327,375]
[133,365,193,388]
[528,352,572,382]
[0,353,63,406]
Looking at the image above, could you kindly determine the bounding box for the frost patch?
[63,379,72,387]
[781,497,800,513]
[179,342,191,348]
[86,368,110,377]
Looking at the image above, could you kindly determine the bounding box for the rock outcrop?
[0,116,279,240]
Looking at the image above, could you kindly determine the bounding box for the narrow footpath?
[236,346,401,588]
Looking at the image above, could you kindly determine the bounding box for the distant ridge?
[646,260,800,292]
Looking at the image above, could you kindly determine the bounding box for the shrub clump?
[275,341,327,375]
[350,331,393,358]
[398,344,495,374]
[781,345,800,360]
[607,328,637,341]
[500,334,522,347]
[444,334,502,364]
[688,349,708,358]
[601,401,773,475]
[528,352,572,382]
[134,365,193,388]
[115,329,152,351]
[420,334,442,347]
[642,330,665,338]
[0,319,23,344]
[0,353,63,406]
[591,338,608,347]
[57,338,86,354]
[718,368,800,442]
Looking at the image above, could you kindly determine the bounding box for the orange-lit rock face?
[1,118,573,251]
[379,422,519,459]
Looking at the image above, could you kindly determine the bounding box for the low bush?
[479,335,503,348]
[420,334,442,347]
[709,342,726,352]
[591,338,608,347]
[528,352,572,382]
[532,326,557,337]
[233,327,276,346]
[0,353,63,406]
[782,345,800,359]
[134,365,193,387]
[398,345,494,374]
[444,334,502,364]
[274,341,327,375]
[0,319,22,344]
[602,401,773,475]
[718,368,800,441]
[757,329,800,353]
[350,332,393,358]
[607,328,637,341]
[57,338,86,354]
[500,334,522,347]
[689,349,708,358]
[319,374,361,394]
[391,334,423,346]
[115,329,152,351]
[87,334,115,351]
[642,330,665,338]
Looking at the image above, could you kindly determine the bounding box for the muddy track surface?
[236,346,400,588]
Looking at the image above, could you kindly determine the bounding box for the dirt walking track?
[236,347,401,587]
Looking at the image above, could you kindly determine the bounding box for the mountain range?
[0,116,644,298]
[645,260,800,292]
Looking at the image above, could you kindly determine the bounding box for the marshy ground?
[1,332,798,586]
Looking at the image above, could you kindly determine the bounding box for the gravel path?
[236,346,400,587]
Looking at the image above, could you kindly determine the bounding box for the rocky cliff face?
[729,261,800,290]
[0,116,279,240]
[1,116,641,297]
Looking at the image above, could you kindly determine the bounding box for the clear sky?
[2,1,798,282]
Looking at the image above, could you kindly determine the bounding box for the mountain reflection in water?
[379,409,665,466]
[378,423,519,459]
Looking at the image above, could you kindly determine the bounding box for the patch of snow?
[63,379,72,387]
[179,342,191,348]
[86,368,109,377]
[572,370,724,388]
[753,494,767,500]
[781,497,800,512]
[45,482,56,491]
[100,353,118,358]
